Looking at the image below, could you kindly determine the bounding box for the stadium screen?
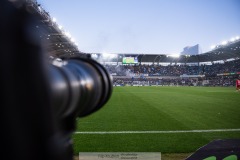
[122,57,138,64]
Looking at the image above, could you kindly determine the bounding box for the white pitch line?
[75,128,240,134]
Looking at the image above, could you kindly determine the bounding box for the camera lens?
[49,57,113,119]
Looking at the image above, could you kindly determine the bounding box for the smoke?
[125,69,135,78]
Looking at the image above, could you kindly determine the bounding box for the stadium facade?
[181,44,201,55]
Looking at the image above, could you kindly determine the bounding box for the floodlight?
[58,25,63,30]
[70,38,75,43]
[102,53,117,59]
[52,17,57,22]
[38,6,42,12]
[91,54,98,59]
[168,54,180,58]
[211,45,216,49]
[64,32,71,38]
[230,38,236,42]
[221,41,227,45]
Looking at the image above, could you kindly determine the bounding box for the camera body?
[0,1,112,160]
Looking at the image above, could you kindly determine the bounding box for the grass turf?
[72,86,240,154]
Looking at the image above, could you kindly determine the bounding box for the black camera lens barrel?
[50,57,113,119]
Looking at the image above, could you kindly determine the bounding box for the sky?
[37,0,240,54]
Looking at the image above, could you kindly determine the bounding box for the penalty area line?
[74,128,240,134]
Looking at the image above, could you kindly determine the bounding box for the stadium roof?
[26,1,82,58]
[90,40,240,64]
[26,0,240,64]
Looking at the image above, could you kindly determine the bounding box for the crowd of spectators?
[113,75,239,87]
[104,59,240,77]
[123,65,203,76]
[204,60,240,76]
[104,59,240,87]
[113,77,200,86]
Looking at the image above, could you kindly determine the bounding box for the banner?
[217,72,240,76]
[180,74,205,78]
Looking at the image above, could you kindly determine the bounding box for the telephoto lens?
[50,56,113,123]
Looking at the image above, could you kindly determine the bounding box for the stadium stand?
[102,59,240,87]
[23,0,240,88]
[25,0,82,58]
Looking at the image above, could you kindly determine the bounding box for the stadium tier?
[24,1,240,63]
[28,0,240,87]
[18,0,239,61]
[101,59,240,87]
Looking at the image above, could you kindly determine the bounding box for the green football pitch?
[72,86,240,154]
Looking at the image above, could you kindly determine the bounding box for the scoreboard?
[122,57,138,64]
